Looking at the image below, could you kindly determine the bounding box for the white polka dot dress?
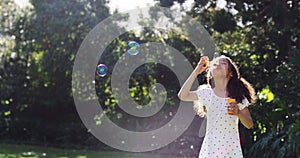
[196,87,249,158]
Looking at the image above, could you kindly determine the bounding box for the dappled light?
[0,0,299,158]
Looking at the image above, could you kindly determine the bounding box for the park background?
[0,0,299,157]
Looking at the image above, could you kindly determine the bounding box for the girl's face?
[210,57,231,78]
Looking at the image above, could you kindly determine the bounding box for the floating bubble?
[127,41,140,55]
[194,7,200,14]
[213,52,220,59]
[96,64,108,77]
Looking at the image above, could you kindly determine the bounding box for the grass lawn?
[0,144,176,158]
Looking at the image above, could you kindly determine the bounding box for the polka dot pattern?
[196,88,247,158]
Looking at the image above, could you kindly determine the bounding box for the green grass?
[0,144,175,158]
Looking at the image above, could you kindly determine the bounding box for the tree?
[0,0,111,146]
[0,0,26,141]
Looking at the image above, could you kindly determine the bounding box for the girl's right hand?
[194,56,209,75]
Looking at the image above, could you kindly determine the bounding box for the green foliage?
[92,28,199,131]
[0,0,19,34]
[211,9,236,33]
[0,0,110,146]
[0,0,299,156]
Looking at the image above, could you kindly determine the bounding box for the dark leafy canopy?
[155,0,186,7]
[0,0,110,146]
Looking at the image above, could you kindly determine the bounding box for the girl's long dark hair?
[208,56,256,104]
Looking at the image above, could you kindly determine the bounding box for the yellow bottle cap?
[227,98,236,103]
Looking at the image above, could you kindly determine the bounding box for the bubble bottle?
[227,98,236,115]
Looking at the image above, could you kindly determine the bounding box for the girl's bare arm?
[178,56,209,101]
[238,108,254,129]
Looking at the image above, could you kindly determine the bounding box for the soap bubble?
[127,41,140,55]
[96,64,108,77]
[194,7,200,14]
[213,52,221,59]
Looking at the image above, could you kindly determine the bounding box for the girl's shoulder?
[197,84,211,90]
[196,85,212,95]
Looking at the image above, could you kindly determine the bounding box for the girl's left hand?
[227,103,239,115]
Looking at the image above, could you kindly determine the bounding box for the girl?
[178,55,256,158]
